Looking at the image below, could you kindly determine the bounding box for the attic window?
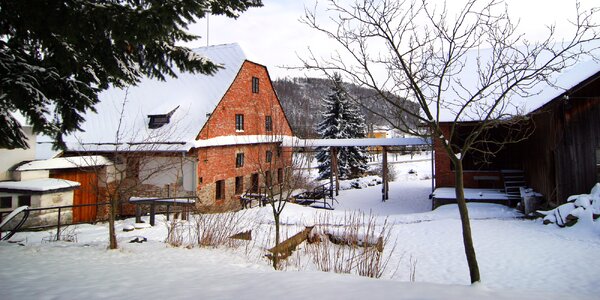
[252,77,259,93]
[148,105,179,129]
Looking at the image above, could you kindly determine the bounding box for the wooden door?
[51,170,98,223]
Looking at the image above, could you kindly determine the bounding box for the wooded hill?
[273,77,419,138]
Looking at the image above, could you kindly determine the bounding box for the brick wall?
[435,123,503,189]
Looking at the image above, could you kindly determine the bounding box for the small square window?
[18,195,31,207]
[266,150,273,163]
[265,116,272,132]
[252,77,259,93]
[235,114,244,131]
[215,180,225,200]
[235,176,244,195]
[0,196,12,209]
[236,153,245,168]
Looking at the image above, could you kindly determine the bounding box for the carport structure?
[283,137,431,201]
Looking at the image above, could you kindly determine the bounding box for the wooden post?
[329,147,334,198]
[135,204,142,223]
[149,202,156,226]
[382,146,389,201]
[56,207,62,240]
[331,147,340,196]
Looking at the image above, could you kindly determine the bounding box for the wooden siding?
[522,79,600,205]
[51,170,98,223]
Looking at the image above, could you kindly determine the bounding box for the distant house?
[0,124,87,226]
[59,43,293,213]
[434,60,600,207]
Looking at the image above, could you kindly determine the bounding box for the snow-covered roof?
[284,137,430,147]
[194,135,296,148]
[0,178,80,193]
[435,43,600,122]
[65,43,246,152]
[15,155,112,171]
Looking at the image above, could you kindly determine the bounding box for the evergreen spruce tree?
[0,0,262,149]
[316,73,368,180]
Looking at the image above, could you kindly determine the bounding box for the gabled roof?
[65,43,246,152]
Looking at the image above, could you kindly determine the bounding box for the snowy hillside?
[273,77,420,138]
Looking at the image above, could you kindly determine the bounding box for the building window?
[235,114,244,131]
[265,171,272,187]
[0,196,12,209]
[236,153,245,168]
[215,180,225,200]
[251,173,259,193]
[126,157,140,179]
[277,168,283,184]
[18,195,31,207]
[235,176,244,194]
[148,106,179,129]
[266,150,273,163]
[252,77,259,93]
[277,147,282,157]
[265,116,272,132]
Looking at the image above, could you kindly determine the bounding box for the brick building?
[61,43,293,213]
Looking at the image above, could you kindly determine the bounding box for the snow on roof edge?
[16,155,113,171]
[0,178,80,192]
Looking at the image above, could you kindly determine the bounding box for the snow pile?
[538,183,600,228]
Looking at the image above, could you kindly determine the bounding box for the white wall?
[0,126,36,181]
[139,156,196,192]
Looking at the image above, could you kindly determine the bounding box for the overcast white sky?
[183,0,598,79]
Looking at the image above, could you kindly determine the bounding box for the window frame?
[265,170,272,187]
[266,150,273,163]
[0,196,12,209]
[251,173,259,193]
[265,115,272,132]
[252,76,259,93]
[236,153,245,168]
[18,195,31,207]
[235,114,244,132]
[215,180,225,200]
[235,176,244,195]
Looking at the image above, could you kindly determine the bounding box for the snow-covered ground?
[1,154,600,299]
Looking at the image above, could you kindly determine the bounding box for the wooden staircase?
[501,170,526,206]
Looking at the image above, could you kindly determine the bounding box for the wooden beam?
[382,146,389,201]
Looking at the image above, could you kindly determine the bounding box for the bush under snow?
[538,183,600,227]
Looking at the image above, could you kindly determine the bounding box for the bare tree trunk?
[454,161,480,283]
[108,197,118,249]
[273,213,280,270]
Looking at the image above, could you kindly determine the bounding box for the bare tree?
[301,0,600,283]
[248,106,309,269]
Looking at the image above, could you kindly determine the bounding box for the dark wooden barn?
[520,71,600,206]
[434,70,600,207]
